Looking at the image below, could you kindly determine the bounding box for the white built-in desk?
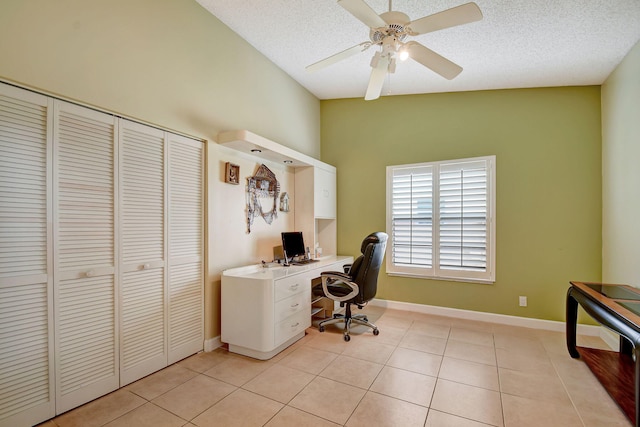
[221,255,353,360]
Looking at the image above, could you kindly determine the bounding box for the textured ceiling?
[196,0,640,100]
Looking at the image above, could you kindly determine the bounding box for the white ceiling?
[196,0,640,100]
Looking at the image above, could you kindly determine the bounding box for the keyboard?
[292,258,319,265]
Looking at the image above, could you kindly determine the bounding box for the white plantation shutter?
[439,160,489,272]
[390,166,433,269]
[0,85,55,426]
[387,156,495,282]
[167,134,203,363]
[119,120,167,385]
[53,101,118,413]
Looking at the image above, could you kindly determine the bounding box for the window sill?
[386,271,495,285]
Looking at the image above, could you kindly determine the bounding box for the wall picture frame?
[225,162,240,184]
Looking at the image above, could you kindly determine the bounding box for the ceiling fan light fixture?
[398,48,409,61]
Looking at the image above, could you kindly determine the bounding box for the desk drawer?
[275,273,311,302]
[275,309,309,346]
[274,291,309,323]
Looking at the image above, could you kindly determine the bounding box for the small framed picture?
[225,162,240,185]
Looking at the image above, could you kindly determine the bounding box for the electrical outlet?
[519,296,527,307]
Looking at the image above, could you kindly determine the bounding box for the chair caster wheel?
[319,326,325,332]
[344,334,351,342]
[373,329,379,336]
[363,317,368,322]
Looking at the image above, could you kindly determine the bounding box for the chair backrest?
[349,232,388,303]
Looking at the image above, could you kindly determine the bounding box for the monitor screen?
[281,232,306,259]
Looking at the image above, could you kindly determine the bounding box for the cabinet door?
[0,84,55,427]
[167,134,203,363]
[53,101,118,414]
[118,120,166,385]
[314,166,336,219]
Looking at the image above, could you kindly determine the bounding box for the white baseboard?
[205,300,610,353]
[369,298,603,337]
[204,336,223,352]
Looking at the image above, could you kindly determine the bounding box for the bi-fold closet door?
[118,120,167,386]
[0,83,203,427]
[53,101,119,413]
[118,121,205,386]
[0,84,55,427]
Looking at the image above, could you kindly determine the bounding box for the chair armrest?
[320,271,359,302]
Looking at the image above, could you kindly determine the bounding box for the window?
[386,156,495,283]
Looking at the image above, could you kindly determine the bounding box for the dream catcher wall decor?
[246,164,280,233]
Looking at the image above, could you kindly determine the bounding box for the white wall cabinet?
[313,165,336,219]
[0,83,204,427]
[294,165,337,257]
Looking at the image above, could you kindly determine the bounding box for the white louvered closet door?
[53,101,118,414]
[119,120,166,385]
[0,84,55,427]
[167,134,203,363]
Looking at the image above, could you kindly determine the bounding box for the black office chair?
[312,232,388,341]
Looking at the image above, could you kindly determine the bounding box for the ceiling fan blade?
[306,42,370,73]
[406,41,463,80]
[408,2,482,35]
[365,54,389,100]
[338,0,386,29]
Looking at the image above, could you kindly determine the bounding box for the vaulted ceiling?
[197,0,640,100]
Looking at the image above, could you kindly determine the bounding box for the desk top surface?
[223,255,353,281]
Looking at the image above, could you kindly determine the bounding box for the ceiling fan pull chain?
[389,0,392,12]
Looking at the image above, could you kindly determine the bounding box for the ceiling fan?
[306,0,483,100]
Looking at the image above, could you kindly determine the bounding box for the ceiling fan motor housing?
[369,11,410,44]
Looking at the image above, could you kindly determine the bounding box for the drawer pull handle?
[290,303,299,308]
[291,322,300,328]
[290,284,299,290]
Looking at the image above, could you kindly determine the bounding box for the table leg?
[622,335,634,356]
[566,288,580,358]
[633,347,640,427]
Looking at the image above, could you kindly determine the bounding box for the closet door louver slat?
[0,84,55,427]
[167,134,203,363]
[119,120,167,385]
[53,101,118,414]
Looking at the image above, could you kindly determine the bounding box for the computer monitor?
[281,231,306,260]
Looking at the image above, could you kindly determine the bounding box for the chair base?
[317,310,379,342]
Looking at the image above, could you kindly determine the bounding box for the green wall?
[321,87,602,322]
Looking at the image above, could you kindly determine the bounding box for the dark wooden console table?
[566,281,640,426]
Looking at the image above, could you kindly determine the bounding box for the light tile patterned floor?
[38,306,632,427]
